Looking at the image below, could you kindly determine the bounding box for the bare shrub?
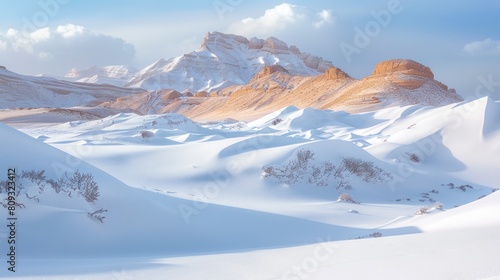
[262,151,392,190]
[140,131,155,138]
[406,152,421,163]
[272,118,283,125]
[46,178,65,193]
[88,208,108,223]
[336,179,353,191]
[4,169,101,203]
[447,183,474,192]
[274,149,316,184]
[339,157,392,183]
[1,201,25,209]
[294,149,315,168]
[458,185,473,192]
[20,170,47,185]
[25,193,40,202]
[261,166,276,178]
[69,171,100,203]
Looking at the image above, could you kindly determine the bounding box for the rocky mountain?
[64,32,333,93]
[1,29,464,123]
[63,65,139,87]
[101,59,463,121]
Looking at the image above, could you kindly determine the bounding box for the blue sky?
[0,0,499,96]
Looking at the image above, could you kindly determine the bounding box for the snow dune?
[1,97,499,279]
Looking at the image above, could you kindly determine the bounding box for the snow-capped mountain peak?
[125,31,334,92]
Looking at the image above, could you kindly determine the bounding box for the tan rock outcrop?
[372,59,434,79]
[194,91,209,97]
[161,90,182,100]
[324,67,350,80]
[252,65,290,81]
[262,37,289,52]
[101,58,463,121]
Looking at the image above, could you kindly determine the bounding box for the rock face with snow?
[125,31,333,92]
[100,57,464,121]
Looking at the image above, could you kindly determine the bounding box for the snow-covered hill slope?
[7,96,499,279]
[0,121,356,262]
[64,65,138,87]
[124,31,333,92]
[0,67,144,109]
[22,97,499,213]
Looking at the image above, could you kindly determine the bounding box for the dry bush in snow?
[262,150,392,191]
[406,152,421,163]
[88,208,108,223]
[339,157,392,183]
[272,118,283,125]
[338,193,356,203]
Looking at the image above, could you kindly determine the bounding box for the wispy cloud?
[463,38,500,56]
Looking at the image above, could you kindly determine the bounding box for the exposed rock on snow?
[324,67,350,80]
[372,59,434,79]
[252,65,290,80]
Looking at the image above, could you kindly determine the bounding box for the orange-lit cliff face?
[102,58,461,122]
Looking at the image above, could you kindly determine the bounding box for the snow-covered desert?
[1,85,500,279]
[0,4,500,278]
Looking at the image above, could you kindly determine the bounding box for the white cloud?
[228,3,335,38]
[0,24,135,75]
[30,27,51,42]
[56,24,85,38]
[463,38,500,56]
[6,28,19,38]
[314,10,334,28]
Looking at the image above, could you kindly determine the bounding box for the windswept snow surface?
[1,97,500,279]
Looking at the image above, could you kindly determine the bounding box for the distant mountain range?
[0,32,463,121]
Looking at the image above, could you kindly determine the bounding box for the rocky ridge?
[101,59,463,121]
[123,31,334,92]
